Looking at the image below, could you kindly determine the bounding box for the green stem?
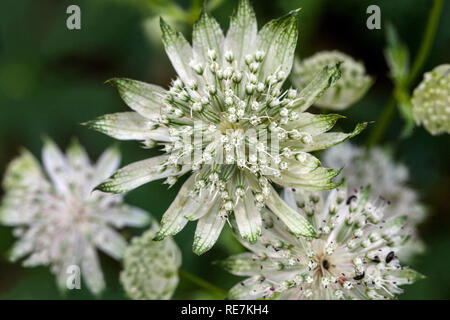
[366,96,396,149]
[178,269,227,299]
[406,0,444,88]
[366,0,444,148]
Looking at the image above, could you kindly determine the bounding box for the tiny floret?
[411,64,450,135]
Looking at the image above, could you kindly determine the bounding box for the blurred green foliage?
[0,0,449,300]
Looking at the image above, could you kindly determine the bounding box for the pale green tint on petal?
[105,205,150,228]
[234,188,261,243]
[290,64,342,113]
[121,223,181,300]
[219,252,291,276]
[183,189,217,221]
[193,11,224,63]
[160,18,195,84]
[227,276,272,300]
[283,113,345,135]
[265,185,316,237]
[66,138,91,170]
[9,238,34,262]
[93,226,128,260]
[2,148,45,190]
[108,78,166,120]
[192,202,225,255]
[224,0,257,69]
[93,145,121,185]
[273,167,342,191]
[154,174,197,240]
[81,245,106,296]
[256,10,298,83]
[95,155,185,194]
[292,51,373,110]
[86,112,171,142]
[285,122,367,152]
[42,137,70,194]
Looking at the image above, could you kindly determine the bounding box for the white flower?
[120,221,181,300]
[411,64,450,135]
[0,139,150,295]
[87,0,366,254]
[220,187,424,300]
[292,51,373,110]
[323,142,427,260]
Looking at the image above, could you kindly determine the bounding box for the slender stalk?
[366,0,444,148]
[406,0,444,88]
[179,269,227,299]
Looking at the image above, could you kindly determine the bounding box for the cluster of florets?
[221,187,423,300]
[120,222,181,300]
[411,64,450,135]
[292,51,373,110]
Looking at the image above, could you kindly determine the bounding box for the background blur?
[0,0,449,299]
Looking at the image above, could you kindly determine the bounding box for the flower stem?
[178,269,227,299]
[366,0,444,149]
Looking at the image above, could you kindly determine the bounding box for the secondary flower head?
[88,0,366,254]
[411,64,450,135]
[220,187,423,300]
[0,139,150,295]
[292,51,373,110]
[323,143,427,260]
[120,221,181,300]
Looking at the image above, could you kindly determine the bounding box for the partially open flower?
[0,139,150,295]
[323,142,426,261]
[292,51,373,110]
[87,0,366,254]
[411,64,450,135]
[120,221,181,300]
[220,187,423,300]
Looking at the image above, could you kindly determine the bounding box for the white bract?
[221,187,423,300]
[292,51,373,110]
[411,64,450,135]
[0,139,150,295]
[323,142,426,261]
[88,0,366,254]
[120,221,181,300]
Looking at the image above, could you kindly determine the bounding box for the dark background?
[0,0,449,299]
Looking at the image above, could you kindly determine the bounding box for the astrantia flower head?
[411,64,450,135]
[0,139,150,294]
[121,221,181,300]
[323,143,427,260]
[292,51,373,110]
[88,0,366,254]
[220,187,423,300]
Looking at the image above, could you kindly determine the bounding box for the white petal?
[108,78,166,120]
[193,11,224,63]
[42,138,70,195]
[93,226,127,260]
[234,189,261,243]
[256,11,298,83]
[105,205,150,228]
[95,155,188,194]
[224,0,257,69]
[93,145,121,185]
[192,201,225,255]
[265,185,316,237]
[81,245,105,295]
[160,18,196,84]
[87,112,171,142]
